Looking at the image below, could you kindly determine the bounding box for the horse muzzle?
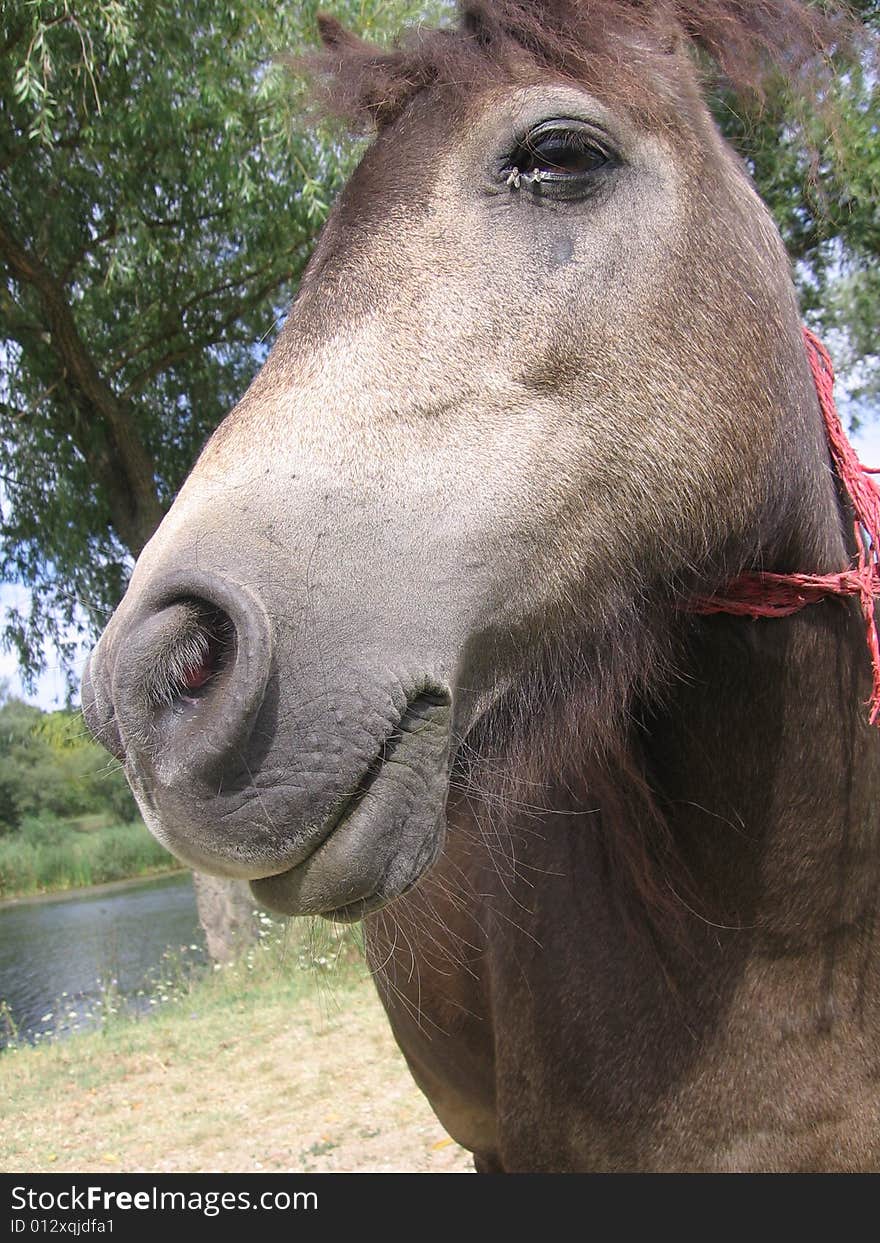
[81,567,453,918]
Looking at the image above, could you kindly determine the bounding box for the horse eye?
[504,124,611,191]
[526,134,607,176]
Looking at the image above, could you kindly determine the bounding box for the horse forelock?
[300,0,858,133]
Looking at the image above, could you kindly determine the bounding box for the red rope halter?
[689,328,880,727]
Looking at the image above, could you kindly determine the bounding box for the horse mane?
[304,0,859,130]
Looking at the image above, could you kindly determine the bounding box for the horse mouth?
[249,689,452,920]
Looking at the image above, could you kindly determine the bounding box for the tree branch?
[120,269,297,396]
[112,242,308,382]
[0,210,164,554]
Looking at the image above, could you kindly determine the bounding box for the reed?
[0,818,178,899]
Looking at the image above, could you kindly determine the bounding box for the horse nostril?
[144,601,237,709]
[95,570,273,786]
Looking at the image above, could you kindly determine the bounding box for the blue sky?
[0,582,89,710]
[4,416,880,712]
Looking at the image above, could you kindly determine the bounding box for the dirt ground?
[0,974,473,1174]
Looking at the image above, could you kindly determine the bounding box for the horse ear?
[316,13,366,51]
[461,2,495,48]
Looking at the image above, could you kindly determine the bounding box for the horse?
[82,0,880,1171]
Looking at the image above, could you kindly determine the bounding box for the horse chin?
[249,793,447,921]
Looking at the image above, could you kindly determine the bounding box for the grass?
[0,920,471,1173]
[0,817,180,900]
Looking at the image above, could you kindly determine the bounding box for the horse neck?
[648,559,880,980]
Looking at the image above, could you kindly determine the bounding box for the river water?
[0,872,206,1047]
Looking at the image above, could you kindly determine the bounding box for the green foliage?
[0,817,175,898]
[713,0,880,420]
[1,0,441,686]
[0,688,136,829]
[0,693,41,827]
[18,811,68,846]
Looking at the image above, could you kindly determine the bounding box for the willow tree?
[0,0,435,954]
[716,0,879,419]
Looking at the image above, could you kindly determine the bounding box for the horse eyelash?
[505,167,546,188]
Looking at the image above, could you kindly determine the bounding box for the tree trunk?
[1,211,258,962]
[191,873,259,964]
[0,213,164,555]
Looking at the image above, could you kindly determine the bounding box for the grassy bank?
[0,816,179,900]
[0,923,470,1173]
